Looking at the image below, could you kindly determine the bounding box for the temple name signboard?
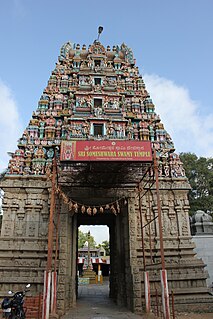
[60,140,152,162]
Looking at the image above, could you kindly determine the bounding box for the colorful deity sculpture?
[45,116,56,139]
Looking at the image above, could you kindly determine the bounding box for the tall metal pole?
[43,155,57,319]
[153,149,165,270]
[153,149,170,319]
[148,190,153,264]
[47,155,57,271]
[138,185,146,271]
[87,231,92,270]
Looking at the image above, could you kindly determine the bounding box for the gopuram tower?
[0,35,212,317]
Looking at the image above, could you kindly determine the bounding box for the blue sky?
[0,0,212,242]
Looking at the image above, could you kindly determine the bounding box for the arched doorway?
[77,205,130,306]
[55,158,147,315]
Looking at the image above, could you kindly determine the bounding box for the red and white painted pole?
[161,269,170,319]
[42,271,52,319]
[51,271,57,314]
[144,271,151,313]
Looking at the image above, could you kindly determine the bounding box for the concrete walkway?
[62,281,156,319]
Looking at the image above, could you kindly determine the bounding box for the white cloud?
[0,80,23,172]
[143,74,213,157]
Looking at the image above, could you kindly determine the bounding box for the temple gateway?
[0,38,212,318]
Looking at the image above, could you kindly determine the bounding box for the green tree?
[97,240,110,255]
[180,152,213,214]
[78,230,96,249]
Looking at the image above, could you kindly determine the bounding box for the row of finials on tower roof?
[6,39,185,179]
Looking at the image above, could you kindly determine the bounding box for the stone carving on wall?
[2,221,13,237]
[14,221,26,237]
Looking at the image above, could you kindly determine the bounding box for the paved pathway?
[62,282,155,319]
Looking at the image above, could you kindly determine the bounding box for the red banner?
[60,140,152,162]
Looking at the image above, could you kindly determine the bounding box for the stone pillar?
[70,214,77,306]
[57,203,69,315]
[114,208,124,306]
[127,193,141,313]
[57,203,77,315]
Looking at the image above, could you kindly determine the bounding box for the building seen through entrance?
[77,229,110,278]
[0,36,212,319]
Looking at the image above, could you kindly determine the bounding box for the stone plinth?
[82,269,97,284]
[192,235,213,287]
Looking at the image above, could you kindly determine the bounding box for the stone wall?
[0,175,213,316]
[192,235,213,288]
[191,210,213,289]
[57,204,77,315]
[130,177,212,313]
[0,177,50,298]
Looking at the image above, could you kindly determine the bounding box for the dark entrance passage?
[76,204,129,306]
[58,160,150,313]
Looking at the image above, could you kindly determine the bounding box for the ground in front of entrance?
[176,314,213,319]
[61,281,213,319]
[61,281,143,319]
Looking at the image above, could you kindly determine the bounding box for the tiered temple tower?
[0,40,212,316]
